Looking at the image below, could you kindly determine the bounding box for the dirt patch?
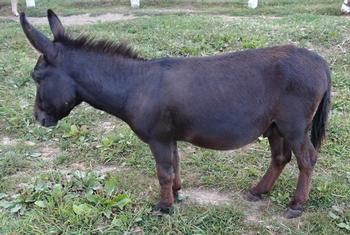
[1,13,137,26]
[58,162,87,174]
[95,165,120,174]
[240,193,300,230]
[183,188,232,205]
[217,15,250,22]
[39,145,61,161]
[1,137,18,146]
[1,137,38,147]
[24,141,36,146]
[244,198,270,223]
[3,171,32,181]
[140,8,197,14]
[93,118,124,134]
[99,121,117,132]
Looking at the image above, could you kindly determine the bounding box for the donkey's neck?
[69,53,147,122]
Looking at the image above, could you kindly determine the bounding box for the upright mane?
[55,34,143,60]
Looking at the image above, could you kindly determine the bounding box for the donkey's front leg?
[149,140,174,213]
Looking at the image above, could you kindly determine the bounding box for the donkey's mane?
[56,34,143,60]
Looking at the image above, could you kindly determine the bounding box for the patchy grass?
[1,1,350,234]
[0,0,344,17]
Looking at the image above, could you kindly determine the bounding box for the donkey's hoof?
[285,208,303,219]
[246,191,262,202]
[152,203,171,215]
[173,191,185,203]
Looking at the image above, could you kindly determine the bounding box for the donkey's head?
[20,10,80,127]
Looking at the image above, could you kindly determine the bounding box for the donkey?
[20,10,331,218]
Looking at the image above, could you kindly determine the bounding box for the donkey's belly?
[188,138,248,150]
[183,124,267,150]
[172,90,273,150]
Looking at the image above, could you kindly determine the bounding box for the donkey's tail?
[311,68,331,150]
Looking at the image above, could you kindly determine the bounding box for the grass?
[0,0,345,17]
[1,1,350,234]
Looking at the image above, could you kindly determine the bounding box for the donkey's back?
[139,45,330,150]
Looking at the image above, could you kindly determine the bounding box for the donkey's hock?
[20,10,331,218]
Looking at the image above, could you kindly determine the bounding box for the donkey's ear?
[20,12,57,60]
[47,9,64,40]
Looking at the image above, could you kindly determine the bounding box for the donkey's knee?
[273,153,291,167]
[157,165,173,186]
[272,140,291,167]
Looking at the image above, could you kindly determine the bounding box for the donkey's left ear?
[47,9,64,40]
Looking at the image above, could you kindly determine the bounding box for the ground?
[0,0,350,234]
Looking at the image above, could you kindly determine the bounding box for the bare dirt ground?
[0,12,137,25]
[183,188,232,205]
[1,137,18,146]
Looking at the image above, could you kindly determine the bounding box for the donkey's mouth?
[35,112,58,127]
[41,119,58,127]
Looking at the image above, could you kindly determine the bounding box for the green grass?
[0,0,344,17]
[1,1,350,234]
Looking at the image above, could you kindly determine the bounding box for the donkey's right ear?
[47,9,64,40]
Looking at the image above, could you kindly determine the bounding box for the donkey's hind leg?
[285,137,317,218]
[275,116,317,218]
[247,125,291,201]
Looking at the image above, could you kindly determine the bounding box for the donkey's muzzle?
[35,110,58,127]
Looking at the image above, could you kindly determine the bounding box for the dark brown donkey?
[20,10,331,218]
